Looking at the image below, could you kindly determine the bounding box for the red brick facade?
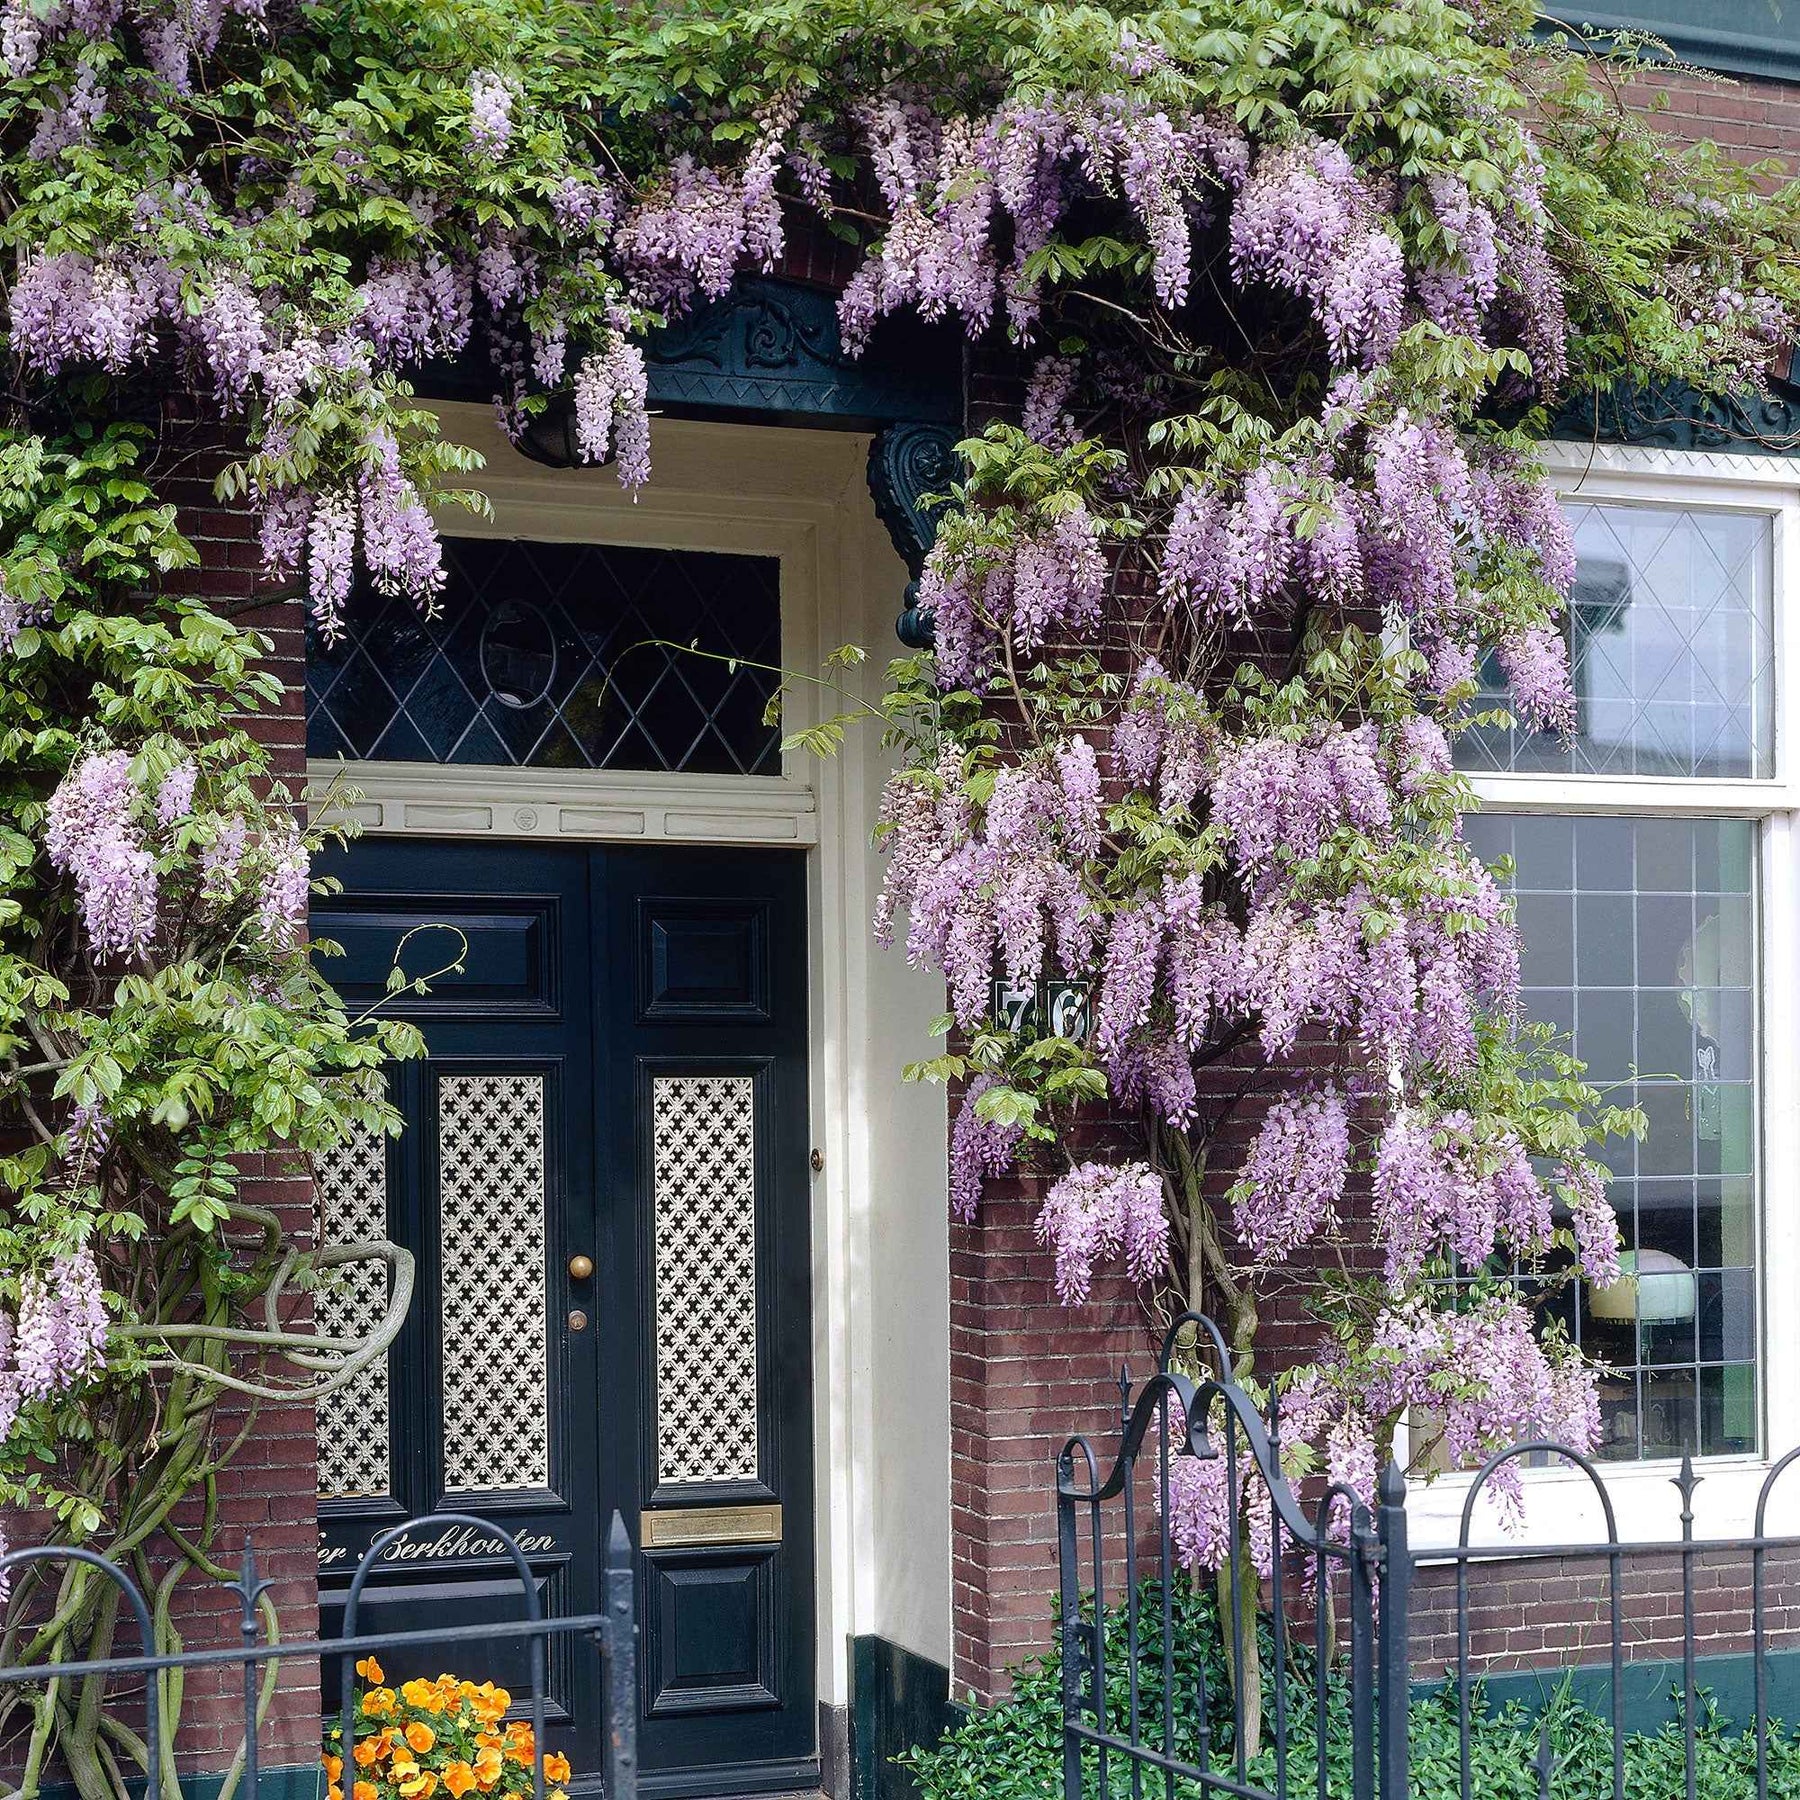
[153,416,319,1772]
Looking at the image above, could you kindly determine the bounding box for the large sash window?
[1455,471,1790,1480]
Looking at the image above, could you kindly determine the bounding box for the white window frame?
[1407,441,1800,1550]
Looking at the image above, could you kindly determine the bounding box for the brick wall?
[948,1184,1148,1694]
[151,414,321,1773]
[1621,65,1800,164]
[1410,1546,1800,1675]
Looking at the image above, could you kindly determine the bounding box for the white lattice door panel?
[652,1074,760,1486]
[315,1117,393,1502]
[437,1071,551,1493]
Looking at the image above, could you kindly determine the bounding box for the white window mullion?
[1758,810,1800,1472]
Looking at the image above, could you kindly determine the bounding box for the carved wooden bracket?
[866,422,959,649]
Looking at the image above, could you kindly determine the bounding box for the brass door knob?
[568,1253,595,1280]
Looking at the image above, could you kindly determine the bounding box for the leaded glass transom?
[1464,812,1759,1462]
[438,1072,551,1493]
[652,1074,760,1487]
[315,1117,393,1502]
[306,539,782,776]
[1456,503,1774,779]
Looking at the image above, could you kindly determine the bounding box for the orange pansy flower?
[442,1764,477,1798]
[362,1690,395,1718]
[543,1753,572,1784]
[355,1658,385,1684]
[399,1773,439,1799]
[328,1786,344,1800]
[404,1723,436,1755]
[354,1783,379,1800]
[323,1757,343,1782]
[472,1747,504,1788]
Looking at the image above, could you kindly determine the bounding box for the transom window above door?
[306,538,783,776]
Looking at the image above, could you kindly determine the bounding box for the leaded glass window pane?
[1464,812,1760,1461]
[1456,503,1774,779]
[306,539,782,776]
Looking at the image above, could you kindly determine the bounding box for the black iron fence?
[1055,1311,1800,1800]
[0,1512,636,1800]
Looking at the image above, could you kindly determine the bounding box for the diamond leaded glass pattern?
[306,539,782,776]
[315,1119,393,1502]
[438,1073,550,1493]
[652,1075,759,1486]
[1456,503,1774,778]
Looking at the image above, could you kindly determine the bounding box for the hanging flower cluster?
[41,748,310,964]
[0,1248,109,1584]
[1035,1161,1168,1303]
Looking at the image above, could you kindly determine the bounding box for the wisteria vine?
[3,0,1800,1788]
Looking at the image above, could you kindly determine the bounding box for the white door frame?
[305,404,955,1719]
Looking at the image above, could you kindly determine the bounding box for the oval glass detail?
[479,598,558,709]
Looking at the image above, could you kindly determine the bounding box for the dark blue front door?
[312,838,816,1799]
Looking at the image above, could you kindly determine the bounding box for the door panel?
[312,838,814,1797]
[604,846,815,1790]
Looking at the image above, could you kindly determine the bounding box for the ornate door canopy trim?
[417,278,964,645]
[1550,372,1800,456]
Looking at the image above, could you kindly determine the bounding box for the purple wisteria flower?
[305,489,357,642]
[468,69,515,160]
[1021,356,1079,448]
[28,63,106,159]
[572,332,652,487]
[359,429,445,605]
[1562,1162,1623,1287]
[201,815,248,901]
[1416,172,1500,337]
[1232,1086,1351,1264]
[256,827,309,952]
[1035,1160,1167,1303]
[949,1076,1023,1221]
[355,254,474,366]
[156,759,197,827]
[15,1250,108,1402]
[258,488,313,583]
[46,749,158,958]
[1497,622,1576,734]
[1229,137,1403,366]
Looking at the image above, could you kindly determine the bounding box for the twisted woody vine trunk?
[6,1,1800,1790]
[1161,1128,1263,1755]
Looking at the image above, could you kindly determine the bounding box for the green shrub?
[901,1581,1800,1799]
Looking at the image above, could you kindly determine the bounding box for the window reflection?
[1464,813,1760,1461]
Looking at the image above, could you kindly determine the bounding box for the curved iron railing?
[1054,1312,1403,1800]
[1053,1327,1800,1800]
[0,1513,637,1800]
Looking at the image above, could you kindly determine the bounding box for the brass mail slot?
[640,1503,783,1550]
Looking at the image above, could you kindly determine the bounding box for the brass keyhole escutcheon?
[568,1309,590,1332]
[568,1253,595,1280]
